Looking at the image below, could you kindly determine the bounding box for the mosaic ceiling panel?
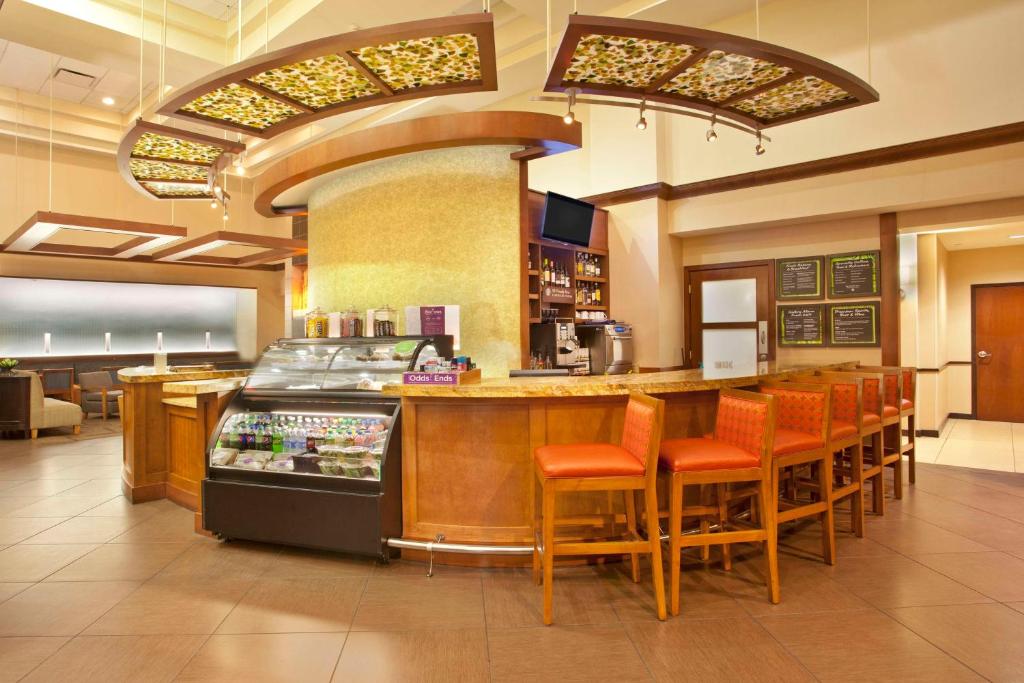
[248,54,381,109]
[659,51,793,103]
[730,74,856,120]
[131,132,222,164]
[129,159,209,183]
[355,33,482,91]
[179,83,303,131]
[564,34,697,88]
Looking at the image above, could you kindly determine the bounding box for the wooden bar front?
[386,362,848,565]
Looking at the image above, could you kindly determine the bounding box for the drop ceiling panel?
[0,42,51,92]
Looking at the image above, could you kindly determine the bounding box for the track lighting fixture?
[635,98,647,130]
[233,152,245,175]
[754,130,766,155]
[706,113,718,142]
[210,199,218,209]
[563,88,579,125]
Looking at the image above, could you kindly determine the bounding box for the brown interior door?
[685,262,774,369]
[974,283,1024,422]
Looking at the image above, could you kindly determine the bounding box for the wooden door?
[685,262,775,369]
[974,283,1024,422]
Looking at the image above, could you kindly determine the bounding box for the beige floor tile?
[488,625,651,682]
[947,420,1013,443]
[21,634,205,683]
[333,629,488,682]
[889,603,1024,681]
[22,516,141,544]
[758,608,983,681]
[937,439,1014,472]
[0,544,98,582]
[154,540,279,580]
[482,567,620,628]
[7,495,116,518]
[602,560,748,623]
[217,577,364,634]
[625,617,813,681]
[39,465,124,480]
[0,481,28,493]
[0,497,48,516]
[0,636,70,683]
[1015,448,1024,474]
[176,632,347,683]
[820,554,991,608]
[1007,602,1024,615]
[56,479,124,498]
[0,479,87,497]
[0,581,139,636]
[46,543,193,582]
[0,516,69,545]
[109,506,202,543]
[80,496,175,520]
[913,436,943,464]
[84,577,252,636]
[352,577,484,631]
[867,517,994,555]
[0,583,31,604]
[912,551,1024,602]
[266,546,376,578]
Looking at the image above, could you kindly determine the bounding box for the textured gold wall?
[308,146,522,377]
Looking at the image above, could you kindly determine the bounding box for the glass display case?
[202,335,453,559]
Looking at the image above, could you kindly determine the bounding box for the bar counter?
[383,361,849,565]
[118,367,248,516]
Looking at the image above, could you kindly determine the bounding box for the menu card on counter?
[828,251,880,298]
[776,256,824,300]
[404,305,461,350]
[829,302,880,346]
[778,304,826,346]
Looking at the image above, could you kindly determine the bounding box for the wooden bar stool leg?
[668,474,683,616]
[698,485,711,562]
[623,490,640,583]
[819,453,837,565]
[532,472,542,586]
[851,444,866,538]
[758,471,780,604]
[891,425,904,501]
[542,480,556,626]
[717,483,732,571]
[908,414,916,483]
[643,479,667,621]
[871,432,886,516]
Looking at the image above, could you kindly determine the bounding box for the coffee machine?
[529,320,588,374]
[577,322,634,375]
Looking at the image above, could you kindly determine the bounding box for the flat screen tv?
[540,192,595,247]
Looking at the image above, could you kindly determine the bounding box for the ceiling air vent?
[53,68,96,89]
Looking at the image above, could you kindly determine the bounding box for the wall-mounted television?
[540,192,595,247]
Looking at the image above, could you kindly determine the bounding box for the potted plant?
[0,358,20,374]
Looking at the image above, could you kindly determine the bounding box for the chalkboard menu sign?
[829,302,880,346]
[828,251,880,298]
[776,256,824,300]
[778,304,826,346]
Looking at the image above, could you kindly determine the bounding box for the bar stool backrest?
[620,392,665,482]
[811,372,865,429]
[902,368,916,404]
[759,381,831,444]
[825,371,884,416]
[855,366,904,409]
[714,388,777,464]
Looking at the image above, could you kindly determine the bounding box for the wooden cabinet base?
[400,392,718,566]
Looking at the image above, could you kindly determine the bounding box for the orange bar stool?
[859,366,907,499]
[821,371,886,515]
[531,392,667,625]
[759,381,835,565]
[659,388,779,615]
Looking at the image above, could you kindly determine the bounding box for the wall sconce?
[43,333,51,355]
[156,331,164,352]
[104,332,112,353]
[205,331,212,350]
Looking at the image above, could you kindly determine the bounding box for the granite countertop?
[118,367,249,384]
[383,362,851,399]
[162,378,246,395]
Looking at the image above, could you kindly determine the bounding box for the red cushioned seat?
[772,428,824,455]
[862,412,881,427]
[830,420,858,441]
[901,398,913,410]
[659,437,759,472]
[882,405,899,419]
[534,443,646,478]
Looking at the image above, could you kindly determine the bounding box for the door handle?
[977,350,991,359]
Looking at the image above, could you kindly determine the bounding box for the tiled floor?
[910,418,1023,473]
[2,421,1024,681]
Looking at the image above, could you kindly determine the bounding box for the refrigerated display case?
[202,335,453,558]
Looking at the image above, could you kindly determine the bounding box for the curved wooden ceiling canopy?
[156,13,497,139]
[546,15,878,130]
[253,111,582,217]
[117,121,245,200]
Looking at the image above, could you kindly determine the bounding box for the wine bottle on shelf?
[595,257,601,277]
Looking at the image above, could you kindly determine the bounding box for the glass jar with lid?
[374,304,396,337]
[304,306,329,338]
[342,305,362,337]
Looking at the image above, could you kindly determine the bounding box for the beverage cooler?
[202,335,453,559]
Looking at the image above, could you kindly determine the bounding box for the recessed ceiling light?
[101,96,115,106]
[1010,235,1024,239]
